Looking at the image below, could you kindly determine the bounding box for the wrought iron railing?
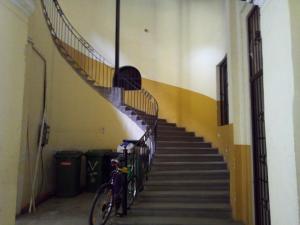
[40,0,158,210]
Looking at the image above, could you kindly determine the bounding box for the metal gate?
[248,6,271,225]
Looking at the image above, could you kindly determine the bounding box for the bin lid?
[86,149,112,157]
[55,150,82,158]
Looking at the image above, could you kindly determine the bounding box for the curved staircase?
[41,0,158,135]
[40,1,241,225]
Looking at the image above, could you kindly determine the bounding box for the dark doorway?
[248,6,271,225]
[113,66,142,90]
[217,56,229,126]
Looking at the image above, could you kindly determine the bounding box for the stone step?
[157,141,211,148]
[137,190,229,203]
[157,127,185,132]
[112,216,242,225]
[157,119,167,123]
[154,153,223,162]
[149,169,229,180]
[152,161,227,171]
[129,202,231,218]
[157,136,204,142]
[157,130,195,136]
[156,147,219,154]
[145,179,229,191]
[156,123,177,128]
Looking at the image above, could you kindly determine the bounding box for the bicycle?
[89,147,137,225]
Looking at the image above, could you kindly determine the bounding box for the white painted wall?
[59,0,226,99]
[226,0,300,224]
[225,1,252,145]
[288,0,300,218]
[260,0,299,224]
[0,1,29,224]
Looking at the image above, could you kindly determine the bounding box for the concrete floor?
[16,193,94,225]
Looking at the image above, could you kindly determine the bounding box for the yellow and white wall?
[58,0,228,152]
[58,1,255,224]
[14,0,251,223]
[225,0,300,225]
[15,0,143,217]
[1,0,299,224]
[0,1,30,224]
[59,0,227,100]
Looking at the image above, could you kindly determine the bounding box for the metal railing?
[40,0,158,210]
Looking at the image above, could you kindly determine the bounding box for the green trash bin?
[55,150,83,197]
[86,149,112,192]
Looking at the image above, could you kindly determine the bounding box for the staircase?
[40,1,241,224]
[113,119,242,225]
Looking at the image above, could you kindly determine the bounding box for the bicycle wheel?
[89,184,113,225]
[127,176,137,208]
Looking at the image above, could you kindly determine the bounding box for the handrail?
[40,0,158,209]
[52,0,110,65]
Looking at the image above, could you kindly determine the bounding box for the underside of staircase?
[112,119,242,225]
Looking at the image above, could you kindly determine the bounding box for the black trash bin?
[86,149,112,192]
[55,150,83,197]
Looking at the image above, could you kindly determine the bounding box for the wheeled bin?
[86,149,112,192]
[55,150,83,197]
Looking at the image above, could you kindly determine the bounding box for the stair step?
[157,119,168,123]
[112,216,242,225]
[152,161,226,170]
[155,153,223,162]
[157,136,204,142]
[157,141,211,148]
[138,190,229,203]
[146,179,229,186]
[139,190,229,198]
[129,203,231,218]
[145,179,229,191]
[157,123,177,128]
[157,130,195,136]
[132,202,231,210]
[157,127,185,132]
[150,169,229,180]
[156,147,218,154]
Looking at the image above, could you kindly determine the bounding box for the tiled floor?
[16,193,94,225]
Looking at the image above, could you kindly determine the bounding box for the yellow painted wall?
[16,0,143,214]
[223,2,255,224]
[0,1,29,224]
[143,78,219,146]
[217,125,253,225]
[143,78,253,225]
